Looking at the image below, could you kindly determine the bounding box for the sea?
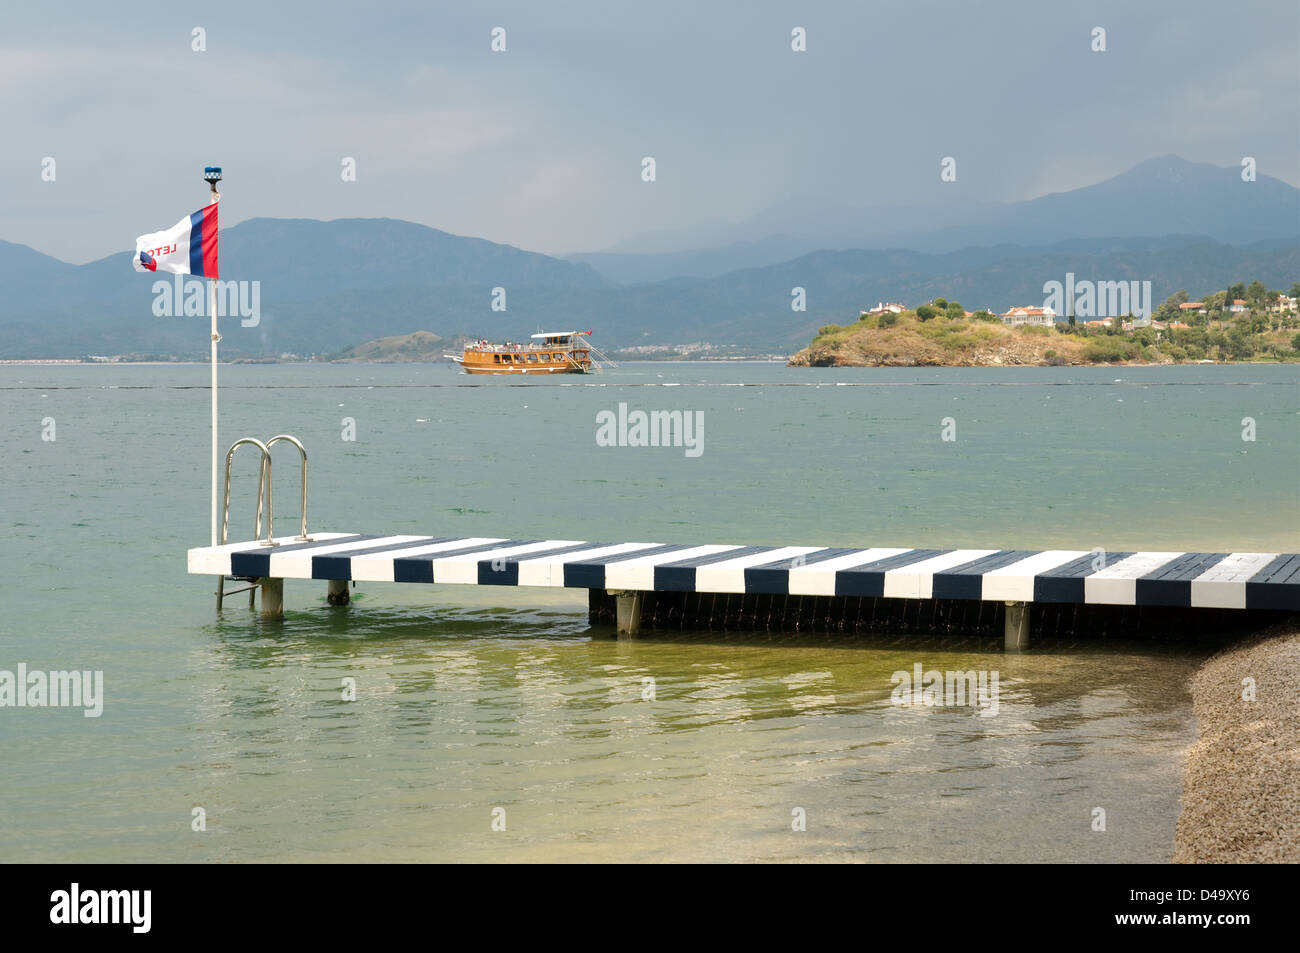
[1,360,1296,862]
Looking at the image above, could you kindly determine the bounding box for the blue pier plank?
[834,549,944,597]
[931,550,1038,600]
[476,541,603,586]
[393,539,540,584]
[744,547,863,594]
[312,537,453,580]
[1033,552,1135,603]
[1135,552,1229,607]
[562,544,695,590]
[1246,554,1300,610]
[231,534,379,578]
[654,546,773,592]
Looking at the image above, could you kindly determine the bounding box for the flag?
[132,201,219,278]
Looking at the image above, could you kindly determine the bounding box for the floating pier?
[189,534,1300,647]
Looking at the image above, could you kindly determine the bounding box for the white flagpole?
[204,167,222,546]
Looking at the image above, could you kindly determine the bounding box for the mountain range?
[0,156,1296,359]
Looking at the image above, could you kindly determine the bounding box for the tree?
[1228,282,1246,303]
[1290,282,1300,300]
[1247,280,1267,306]
[915,305,937,321]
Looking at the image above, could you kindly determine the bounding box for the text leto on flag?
[132,201,219,278]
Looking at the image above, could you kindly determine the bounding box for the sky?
[2,0,1297,263]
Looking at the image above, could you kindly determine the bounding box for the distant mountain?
[0,159,1296,358]
[912,155,1299,251]
[328,330,470,363]
[0,218,608,357]
[1,232,1295,357]
[582,238,1299,349]
[567,156,1300,283]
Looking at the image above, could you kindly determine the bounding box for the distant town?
[794,281,1300,367]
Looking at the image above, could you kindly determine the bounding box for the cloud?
[1,0,1296,262]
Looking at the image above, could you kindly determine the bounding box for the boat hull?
[462,363,583,375]
[458,346,592,374]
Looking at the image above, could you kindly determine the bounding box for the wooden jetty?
[189,532,1300,648]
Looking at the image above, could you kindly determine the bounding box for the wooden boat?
[445,331,597,375]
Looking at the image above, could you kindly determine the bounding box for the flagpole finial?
[203,166,222,193]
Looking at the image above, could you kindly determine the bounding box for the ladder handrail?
[221,437,273,546]
[265,434,310,541]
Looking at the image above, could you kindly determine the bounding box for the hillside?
[328,331,469,363]
[790,308,1300,367]
[0,154,1296,359]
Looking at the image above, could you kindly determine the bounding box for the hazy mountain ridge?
[567,156,1300,283]
[0,157,1296,358]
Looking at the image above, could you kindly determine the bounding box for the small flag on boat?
[131,201,219,278]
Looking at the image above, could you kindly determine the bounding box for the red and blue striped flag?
[132,201,219,278]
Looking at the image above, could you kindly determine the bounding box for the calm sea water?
[1,361,1297,862]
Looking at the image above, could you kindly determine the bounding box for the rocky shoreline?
[1173,626,1300,863]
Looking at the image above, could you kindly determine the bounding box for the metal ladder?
[216,434,312,609]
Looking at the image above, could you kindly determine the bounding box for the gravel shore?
[1173,627,1300,863]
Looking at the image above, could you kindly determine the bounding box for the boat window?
[539,353,550,362]
[527,353,538,362]
[493,354,501,363]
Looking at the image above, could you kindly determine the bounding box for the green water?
[1,361,1297,862]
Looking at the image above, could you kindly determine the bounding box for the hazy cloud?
[2,0,1296,263]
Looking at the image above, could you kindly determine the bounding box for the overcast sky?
[3,0,1297,263]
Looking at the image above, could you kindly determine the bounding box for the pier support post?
[327,579,350,606]
[607,589,644,636]
[260,577,284,619]
[1004,601,1030,650]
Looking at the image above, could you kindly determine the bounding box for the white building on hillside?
[861,301,907,317]
[1000,306,1056,327]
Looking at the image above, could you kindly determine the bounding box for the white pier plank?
[349,537,509,582]
[786,548,913,597]
[604,545,742,591]
[981,550,1091,602]
[694,546,826,594]
[1190,552,1280,609]
[883,550,999,599]
[1084,552,1184,605]
[432,540,585,584]
[516,542,663,587]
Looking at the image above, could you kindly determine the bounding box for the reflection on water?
[80,603,1200,864]
[3,362,1284,863]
